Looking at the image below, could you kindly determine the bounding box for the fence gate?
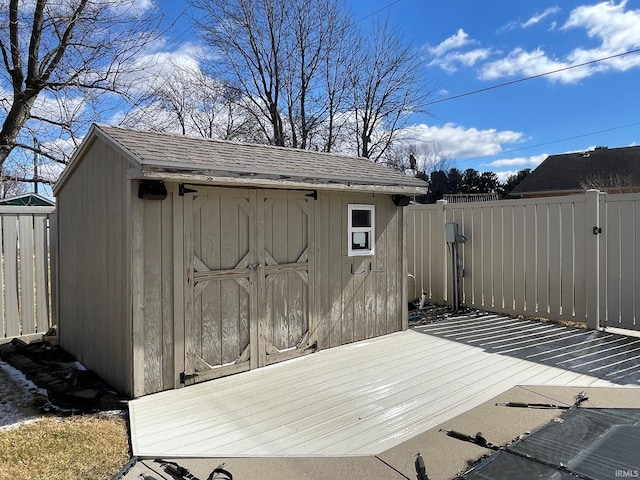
[407,190,640,332]
[0,206,55,341]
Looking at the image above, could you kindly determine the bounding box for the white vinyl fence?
[407,190,640,331]
[0,205,56,340]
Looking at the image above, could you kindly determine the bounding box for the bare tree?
[0,0,161,176]
[190,0,428,157]
[190,0,357,150]
[121,60,259,141]
[580,173,640,193]
[386,141,453,177]
[349,21,431,161]
[281,0,355,150]
[190,0,289,146]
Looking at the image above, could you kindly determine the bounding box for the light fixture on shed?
[392,195,411,207]
[138,180,167,200]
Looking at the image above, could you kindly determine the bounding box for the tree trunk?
[0,93,37,167]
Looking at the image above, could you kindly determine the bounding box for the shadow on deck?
[412,309,640,386]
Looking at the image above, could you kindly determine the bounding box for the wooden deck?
[129,313,640,458]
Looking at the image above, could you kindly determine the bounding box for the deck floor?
[129,314,640,458]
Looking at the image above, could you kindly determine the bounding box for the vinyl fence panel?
[407,190,640,332]
[0,206,55,340]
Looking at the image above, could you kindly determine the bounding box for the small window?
[348,204,375,256]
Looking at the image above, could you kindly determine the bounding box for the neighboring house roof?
[510,145,640,197]
[55,124,428,195]
[0,193,55,206]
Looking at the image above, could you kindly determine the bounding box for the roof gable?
[0,193,55,206]
[510,146,640,196]
[57,124,427,195]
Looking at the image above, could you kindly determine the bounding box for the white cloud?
[484,153,547,168]
[428,29,475,57]
[400,122,524,159]
[522,7,561,28]
[428,48,491,73]
[479,47,587,83]
[426,29,490,73]
[480,1,640,84]
[562,0,640,50]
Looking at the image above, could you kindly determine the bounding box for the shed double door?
[183,187,314,384]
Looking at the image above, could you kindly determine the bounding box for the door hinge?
[305,190,318,200]
[179,184,198,196]
[180,371,197,385]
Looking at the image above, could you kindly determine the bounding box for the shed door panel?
[186,189,254,382]
[261,192,312,365]
[184,187,314,384]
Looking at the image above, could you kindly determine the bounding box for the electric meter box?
[445,223,459,243]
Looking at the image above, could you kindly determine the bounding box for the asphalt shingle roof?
[92,124,427,193]
[510,145,640,196]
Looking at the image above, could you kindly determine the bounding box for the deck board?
[130,315,640,457]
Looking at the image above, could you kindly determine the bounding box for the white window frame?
[348,204,375,256]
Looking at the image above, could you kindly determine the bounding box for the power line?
[357,0,402,22]
[427,47,640,106]
[456,121,640,165]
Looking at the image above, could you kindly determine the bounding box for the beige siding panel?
[635,200,640,328]
[548,203,562,315]
[524,204,537,312]
[512,204,526,311]
[316,193,404,350]
[374,201,388,336]
[492,207,504,310]
[619,200,635,327]
[327,197,342,348]
[406,208,418,301]
[19,216,35,333]
[57,136,132,396]
[538,204,550,314]
[605,201,621,326]
[34,215,49,333]
[131,184,145,397]
[560,203,575,317]
[3,218,19,335]
[457,207,471,306]
[385,198,401,333]
[143,199,164,393]
[0,219,4,337]
[502,206,514,310]
[172,185,186,388]
[160,193,175,388]
[573,200,588,320]
[471,207,483,306]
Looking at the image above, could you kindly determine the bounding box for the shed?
[54,124,427,398]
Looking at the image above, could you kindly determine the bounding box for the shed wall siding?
[316,192,404,349]
[139,185,178,395]
[57,137,132,396]
[136,188,406,396]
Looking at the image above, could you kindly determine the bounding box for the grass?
[0,413,130,480]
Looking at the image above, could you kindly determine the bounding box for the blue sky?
[155,0,640,181]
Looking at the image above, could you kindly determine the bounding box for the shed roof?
[55,124,427,195]
[510,145,640,197]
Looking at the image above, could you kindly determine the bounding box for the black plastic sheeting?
[463,408,640,480]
